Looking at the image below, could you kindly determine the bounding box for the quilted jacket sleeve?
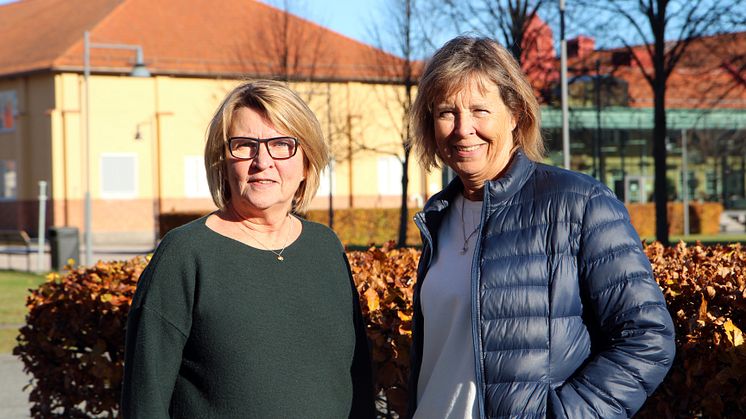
[549,185,676,418]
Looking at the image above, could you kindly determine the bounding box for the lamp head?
[130,47,150,77]
[130,63,150,77]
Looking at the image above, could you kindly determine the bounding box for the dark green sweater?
[122,216,374,418]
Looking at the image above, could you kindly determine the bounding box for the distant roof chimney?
[568,36,595,59]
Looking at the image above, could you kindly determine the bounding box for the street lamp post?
[83,31,150,265]
[594,59,603,183]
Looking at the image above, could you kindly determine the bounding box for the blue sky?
[278,0,380,45]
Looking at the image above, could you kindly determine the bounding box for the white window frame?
[100,153,138,199]
[0,159,17,201]
[377,156,403,196]
[184,155,211,198]
[316,162,336,197]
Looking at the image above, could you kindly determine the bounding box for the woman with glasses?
[122,80,375,418]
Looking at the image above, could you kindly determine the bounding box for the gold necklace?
[237,214,293,261]
[460,196,480,255]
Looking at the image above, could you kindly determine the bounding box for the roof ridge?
[52,0,128,69]
[585,30,746,55]
[0,0,413,80]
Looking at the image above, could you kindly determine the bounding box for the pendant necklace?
[460,195,480,255]
[238,213,293,261]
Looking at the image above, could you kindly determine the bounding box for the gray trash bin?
[48,227,80,270]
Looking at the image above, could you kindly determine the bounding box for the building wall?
[303,81,438,210]
[45,72,160,243]
[0,74,55,236]
[2,72,439,244]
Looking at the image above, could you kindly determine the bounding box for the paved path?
[0,354,31,419]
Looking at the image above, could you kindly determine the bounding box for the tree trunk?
[652,81,669,245]
[398,0,413,248]
[652,24,670,245]
[397,150,410,247]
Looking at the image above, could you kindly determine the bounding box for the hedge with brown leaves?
[638,242,746,418]
[347,242,417,417]
[626,202,723,236]
[14,258,146,418]
[13,242,746,418]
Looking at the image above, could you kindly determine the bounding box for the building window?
[184,156,210,198]
[377,156,402,196]
[316,162,335,197]
[0,90,18,133]
[100,154,137,199]
[0,160,17,199]
[705,170,718,198]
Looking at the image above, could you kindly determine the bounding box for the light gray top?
[416,193,481,419]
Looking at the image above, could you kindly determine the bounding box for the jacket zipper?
[411,211,433,414]
[471,192,488,419]
[415,204,486,418]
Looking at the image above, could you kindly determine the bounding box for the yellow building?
[0,0,438,245]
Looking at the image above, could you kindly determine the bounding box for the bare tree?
[577,0,744,245]
[368,1,558,246]
[439,0,558,99]
[442,0,547,62]
[231,0,345,224]
[367,0,431,247]
[235,0,330,87]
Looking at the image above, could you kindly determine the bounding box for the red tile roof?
[0,0,407,81]
[0,0,122,76]
[564,32,746,109]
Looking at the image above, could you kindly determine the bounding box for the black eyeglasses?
[227,136,299,160]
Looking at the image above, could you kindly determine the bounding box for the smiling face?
[225,106,305,217]
[433,77,517,199]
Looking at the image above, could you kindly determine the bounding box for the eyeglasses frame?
[226,136,300,160]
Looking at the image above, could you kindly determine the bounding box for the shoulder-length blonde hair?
[410,35,544,171]
[204,79,329,213]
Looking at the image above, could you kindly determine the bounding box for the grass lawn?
[0,270,45,353]
[0,328,21,353]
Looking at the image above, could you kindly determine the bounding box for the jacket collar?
[422,149,536,217]
[483,149,536,209]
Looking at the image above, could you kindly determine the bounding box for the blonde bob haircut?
[204,79,329,213]
[411,35,544,171]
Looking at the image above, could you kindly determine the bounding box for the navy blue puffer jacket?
[409,151,675,418]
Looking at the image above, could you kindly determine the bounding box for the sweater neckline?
[199,213,307,255]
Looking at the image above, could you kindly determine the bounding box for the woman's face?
[225,107,305,215]
[433,78,517,189]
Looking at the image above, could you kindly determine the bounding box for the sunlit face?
[433,78,517,191]
[225,107,305,215]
